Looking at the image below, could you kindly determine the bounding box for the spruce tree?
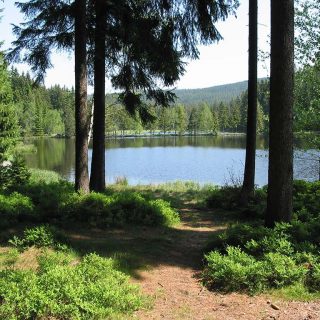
[266,0,294,227]
[0,52,19,160]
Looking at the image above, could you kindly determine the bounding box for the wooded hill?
[174,80,248,105]
[174,78,267,106]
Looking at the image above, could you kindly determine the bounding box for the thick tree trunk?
[74,0,89,193]
[90,0,106,192]
[266,0,294,227]
[241,0,258,205]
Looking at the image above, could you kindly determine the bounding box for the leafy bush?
[203,246,307,294]
[66,191,180,227]
[0,192,34,227]
[9,225,68,250]
[17,180,75,220]
[203,246,267,293]
[293,180,320,221]
[206,186,241,210]
[0,192,33,216]
[205,180,320,222]
[0,253,144,319]
[203,221,320,294]
[0,156,30,192]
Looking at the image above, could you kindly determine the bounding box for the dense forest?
[8,67,318,138]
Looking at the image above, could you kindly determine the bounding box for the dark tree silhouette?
[241,0,258,205]
[266,0,294,227]
[90,0,106,192]
[74,0,90,193]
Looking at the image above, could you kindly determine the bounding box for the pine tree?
[266,0,294,227]
[0,52,19,159]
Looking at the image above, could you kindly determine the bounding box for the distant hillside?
[174,80,249,106]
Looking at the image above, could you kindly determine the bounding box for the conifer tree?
[0,51,19,160]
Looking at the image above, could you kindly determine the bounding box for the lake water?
[23,136,319,186]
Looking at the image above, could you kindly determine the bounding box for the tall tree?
[90,0,106,192]
[240,0,258,205]
[74,0,90,193]
[0,51,19,160]
[266,0,294,227]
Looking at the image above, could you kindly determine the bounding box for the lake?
[23,135,319,186]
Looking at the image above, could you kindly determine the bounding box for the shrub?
[18,180,75,220]
[0,156,30,192]
[262,252,307,287]
[206,186,241,210]
[306,263,320,291]
[9,225,68,250]
[0,253,144,319]
[0,192,33,216]
[66,191,180,227]
[293,180,320,220]
[203,247,307,294]
[0,192,34,227]
[203,246,266,293]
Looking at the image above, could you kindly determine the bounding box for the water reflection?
[23,136,318,186]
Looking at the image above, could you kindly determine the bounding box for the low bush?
[0,156,30,193]
[206,186,242,210]
[0,192,33,216]
[0,253,144,319]
[66,191,180,227]
[0,192,34,227]
[8,225,68,251]
[203,221,320,294]
[205,180,320,222]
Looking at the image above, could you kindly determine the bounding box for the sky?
[0,0,271,92]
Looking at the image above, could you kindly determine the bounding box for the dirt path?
[131,208,320,320]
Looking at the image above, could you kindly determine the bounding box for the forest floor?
[2,183,320,319]
[65,186,320,320]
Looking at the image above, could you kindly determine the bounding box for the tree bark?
[74,0,89,193]
[90,0,106,192]
[241,0,258,205]
[266,0,294,227]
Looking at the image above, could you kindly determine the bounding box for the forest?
[0,0,320,319]
[5,69,318,137]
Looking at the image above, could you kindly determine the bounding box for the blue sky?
[0,0,270,92]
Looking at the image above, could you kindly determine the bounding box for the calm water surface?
[23,136,319,186]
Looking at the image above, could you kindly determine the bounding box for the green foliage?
[204,180,320,295]
[1,169,180,228]
[0,253,144,319]
[0,156,30,192]
[203,218,320,294]
[0,54,19,158]
[0,192,33,227]
[206,185,242,210]
[11,69,74,137]
[293,180,320,220]
[67,191,180,227]
[8,225,67,250]
[203,246,266,293]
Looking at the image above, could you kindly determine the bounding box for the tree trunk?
[74,0,89,193]
[90,0,106,192]
[266,0,294,227]
[241,0,258,205]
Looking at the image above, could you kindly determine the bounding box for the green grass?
[14,142,37,154]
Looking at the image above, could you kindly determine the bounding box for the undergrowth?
[0,169,180,228]
[0,226,146,319]
[203,180,320,297]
